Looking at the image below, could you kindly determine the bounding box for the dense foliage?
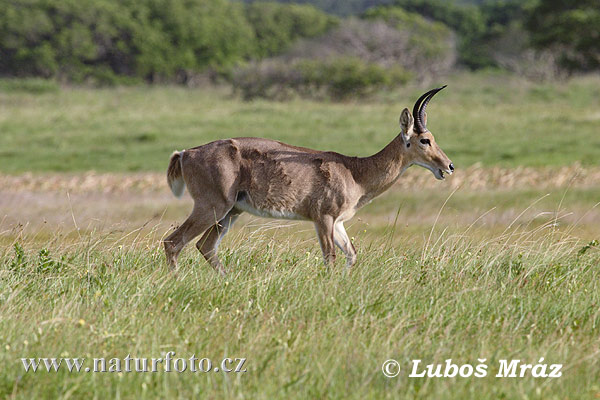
[527,0,600,72]
[0,0,597,89]
[0,0,257,83]
[246,0,599,76]
[362,7,456,78]
[245,2,338,58]
[391,0,488,68]
[0,0,332,84]
[230,13,455,100]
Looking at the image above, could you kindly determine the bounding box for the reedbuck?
[164,86,453,274]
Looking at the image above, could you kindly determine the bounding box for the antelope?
[164,86,453,274]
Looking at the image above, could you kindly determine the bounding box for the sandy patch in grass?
[1,164,599,194]
[1,165,599,241]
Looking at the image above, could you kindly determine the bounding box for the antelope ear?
[422,111,427,127]
[399,108,414,142]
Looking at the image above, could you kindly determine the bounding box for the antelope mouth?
[414,162,450,181]
[436,168,453,180]
[435,168,446,180]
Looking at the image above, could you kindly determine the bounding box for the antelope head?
[399,86,454,180]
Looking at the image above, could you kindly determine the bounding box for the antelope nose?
[449,163,454,172]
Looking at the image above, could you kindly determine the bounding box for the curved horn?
[412,85,447,133]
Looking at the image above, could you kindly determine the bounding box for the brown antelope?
[164,86,453,274]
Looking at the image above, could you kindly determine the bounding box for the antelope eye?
[420,139,431,145]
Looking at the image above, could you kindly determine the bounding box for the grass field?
[1,73,600,399]
[2,72,600,173]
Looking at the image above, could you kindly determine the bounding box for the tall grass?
[1,211,599,398]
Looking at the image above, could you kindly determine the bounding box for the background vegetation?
[1,0,598,97]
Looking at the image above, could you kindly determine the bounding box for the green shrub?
[298,57,410,99]
[527,0,600,72]
[0,0,255,83]
[392,0,487,69]
[245,2,338,58]
[232,57,411,100]
[362,8,456,78]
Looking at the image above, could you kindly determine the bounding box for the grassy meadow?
[2,72,600,173]
[1,72,600,399]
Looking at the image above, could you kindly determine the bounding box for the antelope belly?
[234,198,306,220]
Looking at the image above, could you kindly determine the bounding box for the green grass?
[1,72,600,173]
[0,78,59,95]
[1,225,599,399]
[2,72,600,398]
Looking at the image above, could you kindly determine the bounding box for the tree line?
[0,0,336,84]
[1,0,597,96]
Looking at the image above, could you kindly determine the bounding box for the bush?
[527,0,600,72]
[362,9,456,79]
[298,58,410,99]
[277,18,455,83]
[486,21,565,81]
[392,0,487,69]
[0,0,255,83]
[232,60,302,100]
[131,0,255,78]
[231,15,453,100]
[245,2,338,58]
[0,0,343,84]
[232,57,411,100]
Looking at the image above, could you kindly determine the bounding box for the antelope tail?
[167,150,185,198]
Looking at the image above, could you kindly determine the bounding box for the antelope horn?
[412,85,447,133]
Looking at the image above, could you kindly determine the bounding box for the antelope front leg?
[314,216,336,266]
[333,220,357,269]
